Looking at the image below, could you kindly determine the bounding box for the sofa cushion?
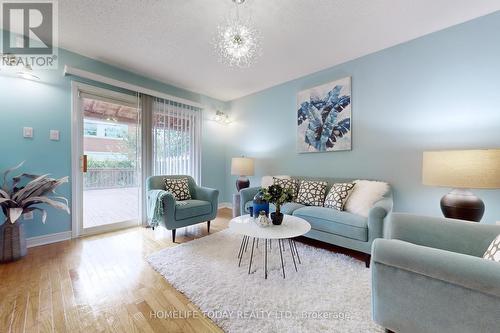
[483,234,500,262]
[164,177,191,201]
[175,200,211,220]
[244,201,305,215]
[273,177,299,200]
[344,180,389,217]
[296,180,328,206]
[324,183,355,211]
[261,175,291,188]
[293,206,368,241]
[280,202,306,215]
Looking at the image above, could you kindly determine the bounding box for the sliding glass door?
[72,83,203,236]
[76,85,141,234]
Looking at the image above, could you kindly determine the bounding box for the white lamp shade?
[231,157,254,176]
[422,149,500,189]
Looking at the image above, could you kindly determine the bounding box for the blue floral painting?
[297,77,351,153]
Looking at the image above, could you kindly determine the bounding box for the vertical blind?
[152,97,202,184]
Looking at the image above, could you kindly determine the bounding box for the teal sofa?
[372,213,500,333]
[146,175,219,242]
[239,177,393,266]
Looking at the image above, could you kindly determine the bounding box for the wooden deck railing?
[84,168,137,190]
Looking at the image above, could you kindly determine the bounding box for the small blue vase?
[253,190,269,217]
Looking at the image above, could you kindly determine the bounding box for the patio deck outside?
[83,168,139,228]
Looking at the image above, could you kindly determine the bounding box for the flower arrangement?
[261,184,293,225]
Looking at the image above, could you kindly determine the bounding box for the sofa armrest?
[161,190,176,210]
[146,190,176,228]
[367,196,393,241]
[239,186,260,214]
[372,238,500,298]
[193,186,219,210]
[147,189,176,211]
[388,213,500,257]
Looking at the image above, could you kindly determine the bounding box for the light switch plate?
[23,211,34,220]
[50,130,60,141]
[23,127,33,138]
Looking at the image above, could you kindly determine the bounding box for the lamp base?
[236,177,250,192]
[440,189,485,222]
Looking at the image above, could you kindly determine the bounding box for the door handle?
[82,155,88,173]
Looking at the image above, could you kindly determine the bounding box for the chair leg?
[172,229,176,243]
[207,221,211,233]
[385,329,395,333]
[365,255,371,268]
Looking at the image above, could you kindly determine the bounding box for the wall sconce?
[1,55,39,80]
[1,53,18,67]
[214,110,232,124]
[17,64,40,80]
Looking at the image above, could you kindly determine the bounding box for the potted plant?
[262,184,293,225]
[0,162,70,263]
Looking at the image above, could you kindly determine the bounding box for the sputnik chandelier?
[215,0,261,68]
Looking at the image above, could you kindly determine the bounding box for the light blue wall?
[225,12,500,224]
[0,45,228,237]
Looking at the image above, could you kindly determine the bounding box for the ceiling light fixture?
[215,0,261,68]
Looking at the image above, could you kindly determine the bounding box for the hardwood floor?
[0,209,232,333]
[0,208,369,333]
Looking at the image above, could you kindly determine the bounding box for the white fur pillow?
[344,180,389,217]
[261,175,291,188]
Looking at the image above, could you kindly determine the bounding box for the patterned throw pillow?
[483,234,500,262]
[164,178,191,201]
[296,180,328,206]
[324,183,355,211]
[273,177,299,200]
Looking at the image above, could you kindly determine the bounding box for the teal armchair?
[146,175,219,242]
[372,213,500,333]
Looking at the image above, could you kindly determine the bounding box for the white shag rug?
[147,229,383,333]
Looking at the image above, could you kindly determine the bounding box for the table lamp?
[422,149,500,222]
[231,157,255,191]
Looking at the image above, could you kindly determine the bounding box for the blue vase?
[253,190,269,217]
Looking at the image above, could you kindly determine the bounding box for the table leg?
[293,240,301,264]
[237,235,246,259]
[278,239,286,279]
[238,236,248,267]
[248,238,256,274]
[288,239,298,272]
[264,239,268,279]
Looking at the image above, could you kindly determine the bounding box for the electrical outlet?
[23,211,34,220]
[50,130,60,141]
[23,127,33,138]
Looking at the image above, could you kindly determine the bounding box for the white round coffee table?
[229,214,311,279]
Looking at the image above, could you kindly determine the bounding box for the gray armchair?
[372,213,500,333]
[146,175,219,242]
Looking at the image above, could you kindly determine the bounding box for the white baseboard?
[26,204,235,248]
[27,231,72,248]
